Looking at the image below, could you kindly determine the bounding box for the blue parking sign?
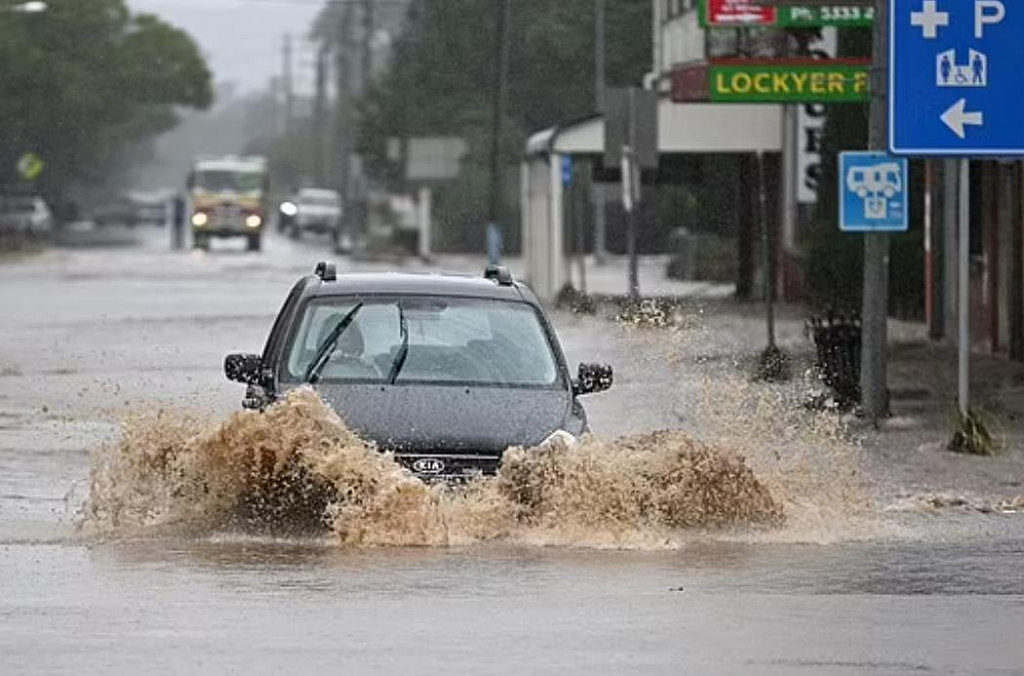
[561,156,573,187]
[890,0,1024,155]
[839,152,910,232]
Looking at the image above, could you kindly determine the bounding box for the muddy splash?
[81,388,782,547]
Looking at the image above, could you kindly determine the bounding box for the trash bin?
[807,311,861,405]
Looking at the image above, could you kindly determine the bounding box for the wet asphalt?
[0,228,1021,675]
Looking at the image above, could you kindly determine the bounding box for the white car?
[289,188,343,240]
[0,195,53,236]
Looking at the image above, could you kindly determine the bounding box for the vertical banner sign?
[797,29,838,204]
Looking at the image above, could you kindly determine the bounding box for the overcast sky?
[128,0,324,96]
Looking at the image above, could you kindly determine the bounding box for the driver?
[318,317,380,380]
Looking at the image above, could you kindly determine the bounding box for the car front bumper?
[393,452,503,482]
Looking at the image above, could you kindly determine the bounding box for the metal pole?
[924,160,935,336]
[592,0,607,265]
[361,0,374,92]
[282,33,294,135]
[626,87,640,299]
[779,103,797,301]
[418,186,432,261]
[313,44,328,186]
[757,151,776,349]
[335,4,354,214]
[574,173,587,293]
[594,0,605,112]
[487,0,512,261]
[860,0,890,420]
[958,158,970,416]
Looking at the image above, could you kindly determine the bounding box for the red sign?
[704,0,777,26]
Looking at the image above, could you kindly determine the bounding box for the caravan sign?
[839,151,909,232]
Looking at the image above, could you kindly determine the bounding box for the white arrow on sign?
[941,98,984,138]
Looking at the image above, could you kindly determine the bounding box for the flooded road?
[3,538,1023,675]
[2,231,1022,674]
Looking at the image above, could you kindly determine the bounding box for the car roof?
[305,271,533,303]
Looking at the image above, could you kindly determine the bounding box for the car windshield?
[194,170,263,193]
[299,192,338,206]
[283,296,560,388]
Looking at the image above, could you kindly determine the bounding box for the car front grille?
[393,452,503,482]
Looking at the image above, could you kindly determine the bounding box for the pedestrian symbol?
[839,151,909,232]
[937,48,987,87]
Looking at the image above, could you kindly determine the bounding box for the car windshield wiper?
[387,303,409,385]
[304,302,363,384]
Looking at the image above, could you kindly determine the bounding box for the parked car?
[0,195,53,237]
[224,263,613,482]
[91,197,138,228]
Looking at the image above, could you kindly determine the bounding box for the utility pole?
[313,43,329,186]
[860,0,890,421]
[486,0,512,264]
[593,0,607,264]
[334,3,355,216]
[282,33,294,135]
[361,0,374,92]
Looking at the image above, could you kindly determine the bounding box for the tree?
[0,0,212,202]
[350,0,651,251]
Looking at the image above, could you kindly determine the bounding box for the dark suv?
[225,262,612,480]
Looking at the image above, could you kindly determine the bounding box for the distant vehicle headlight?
[191,212,208,227]
[279,201,298,217]
[246,214,263,228]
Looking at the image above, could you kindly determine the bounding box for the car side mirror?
[574,362,613,395]
[224,353,263,384]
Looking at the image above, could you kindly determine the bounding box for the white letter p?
[976,0,1005,38]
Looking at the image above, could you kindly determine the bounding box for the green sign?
[709,60,871,103]
[698,0,873,28]
[778,5,874,27]
[16,152,44,181]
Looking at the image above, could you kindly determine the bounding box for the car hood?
[314,383,573,454]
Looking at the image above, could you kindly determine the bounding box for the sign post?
[890,0,1022,418]
[604,87,658,300]
[958,158,969,415]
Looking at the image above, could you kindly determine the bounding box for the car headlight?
[191,212,208,227]
[279,201,298,217]
[246,214,262,228]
